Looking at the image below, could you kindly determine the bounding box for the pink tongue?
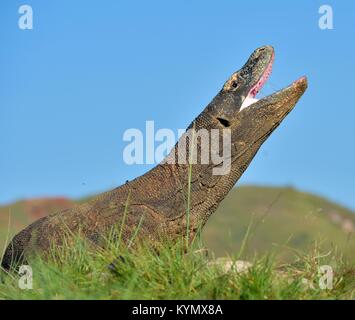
[240,96,259,111]
[240,53,274,112]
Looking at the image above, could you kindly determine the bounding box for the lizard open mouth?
[240,51,305,112]
[240,52,274,111]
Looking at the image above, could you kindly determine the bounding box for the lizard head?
[210,46,307,176]
[229,46,307,169]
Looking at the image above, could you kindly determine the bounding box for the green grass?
[1,233,354,300]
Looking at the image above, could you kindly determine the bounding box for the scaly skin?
[1,46,307,270]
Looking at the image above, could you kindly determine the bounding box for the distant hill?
[204,186,355,262]
[0,197,75,252]
[1,186,354,262]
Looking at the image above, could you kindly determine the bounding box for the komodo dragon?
[1,46,307,270]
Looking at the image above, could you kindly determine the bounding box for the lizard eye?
[231,81,238,88]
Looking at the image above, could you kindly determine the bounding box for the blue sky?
[1,1,354,210]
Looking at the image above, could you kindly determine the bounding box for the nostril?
[216,117,231,127]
